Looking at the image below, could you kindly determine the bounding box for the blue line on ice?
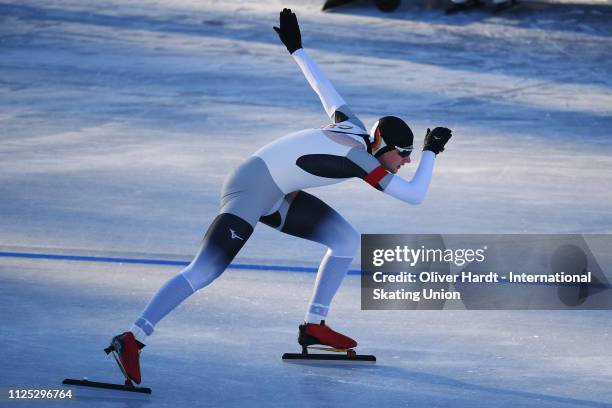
[0,251,361,275]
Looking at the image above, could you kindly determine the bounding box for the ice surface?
[1,0,611,406]
[2,258,612,407]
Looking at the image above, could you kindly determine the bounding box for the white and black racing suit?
[132,48,437,339]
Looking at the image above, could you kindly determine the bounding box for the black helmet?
[369,116,414,158]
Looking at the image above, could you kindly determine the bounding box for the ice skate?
[104,331,146,385]
[62,332,151,394]
[282,321,375,362]
[298,320,357,353]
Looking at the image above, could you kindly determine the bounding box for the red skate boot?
[282,321,374,362]
[298,320,357,353]
[104,332,145,385]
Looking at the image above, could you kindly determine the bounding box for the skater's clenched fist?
[423,127,452,155]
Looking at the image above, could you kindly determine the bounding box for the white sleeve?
[383,151,436,205]
[292,48,347,117]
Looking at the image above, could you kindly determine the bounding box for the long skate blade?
[282,353,376,362]
[62,379,152,394]
[322,0,358,11]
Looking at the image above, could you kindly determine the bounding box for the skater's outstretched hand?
[274,8,302,54]
[423,127,452,155]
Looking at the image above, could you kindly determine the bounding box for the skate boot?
[298,320,357,354]
[104,332,145,385]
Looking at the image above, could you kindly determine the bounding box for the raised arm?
[291,49,346,118]
[274,9,350,121]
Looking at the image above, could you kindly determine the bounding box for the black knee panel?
[202,213,254,266]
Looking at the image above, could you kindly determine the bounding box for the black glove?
[273,8,302,54]
[423,127,452,155]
